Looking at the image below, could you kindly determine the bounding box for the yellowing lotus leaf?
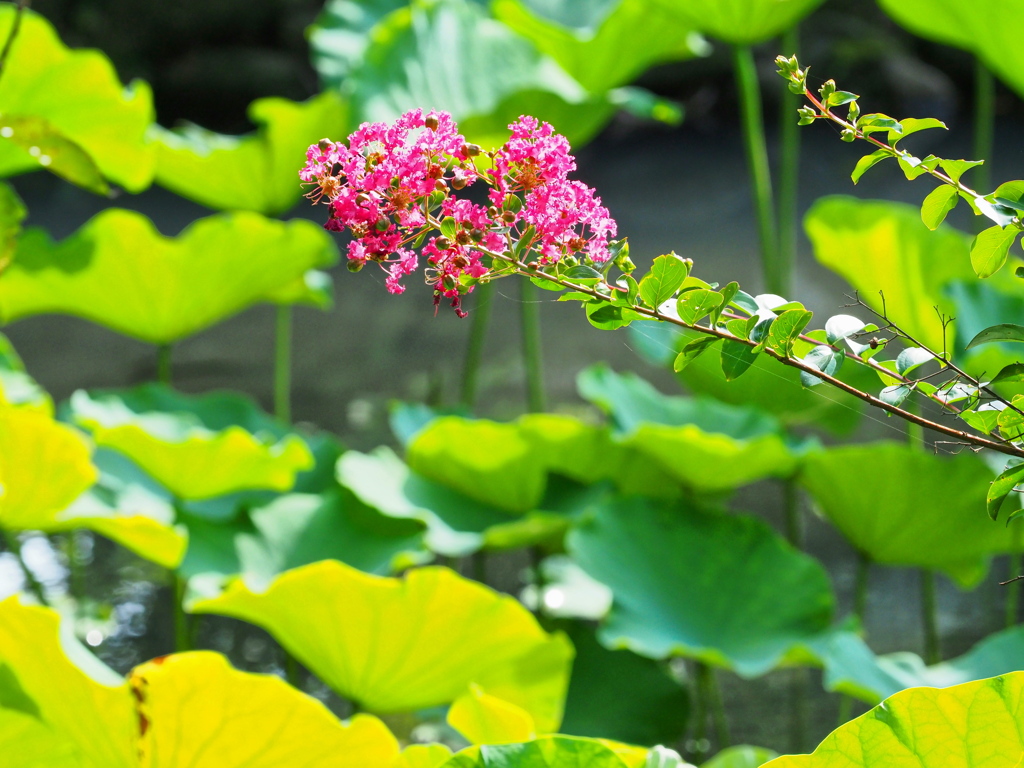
[0,596,136,768]
[0,7,155,191]
[132,652,400,768]
[192,561,574,731]
[764,672,1024,768]
[70,389,314,500]
[394,744,454,768]
[440,736,631,768]
[0,407,97,529]
[0,209,337,344]
[448,684,536,745]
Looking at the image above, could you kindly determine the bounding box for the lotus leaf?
[804,196,975,350]
[152,91,348,215]
[492,0,706,93]
[559,622,690,747]
[799,442,1018,587]
[520,556,613,621]
[0,209,337,344]
[179,489,428,594]
[804,623,1024,705]
[448,684,537,744]
[0,597,400,768]
[763,672,1024,767]
[192,560,573,737]
[878,0,1024,99]
[309,0,614,149]
[647,0,824,45]
[68,387,314,500]
[578,364,803,490]
[704,747,778,768]
[567,497,835,677]
[441,736,631,768]
[396,744,456,768]
[0,332,50,413]
[0,7,154,191]
[338,447,597,557]
[0,181,24,269]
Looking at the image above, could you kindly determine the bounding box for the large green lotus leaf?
[0,710,81,768]
[567,497,835,677]
[763,672,1024,768]
[68,387,314,500]
[647,0,824,45]
[805,196,975,350]
[559,622,689,747]
[0,209,337,344]
[192,561,574,733]
[179,489,428,595]
[0,330,50,414]
[807,623,1024,708]
[628,321,865,434]
[441,736,631,768]
[338,447,595,556]
[877,0,1024,99]
[0,596,136,768]
[0,406,97,530]
[132,652,401,768]
[799,443,1017,587]
[492,0,706,93]
[578,365,802,491]
[310,0,614,150]
[152,91,348,215]
[0,7,154,191]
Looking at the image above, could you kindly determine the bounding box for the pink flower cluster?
[301,110,617,316]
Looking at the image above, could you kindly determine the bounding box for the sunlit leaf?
[639,253,691,309]
[920,185,959,230]
[441,736,631,768]
[568,497,834,676]
[133,652,400,768]
[0,114,108,194]
[966,323,1024,349]
[68,387,314,500]
[0,209,337,344]
[448,684,537,745]
[970,225,1018,278]
[152,91,348,215]
[800,443,1018,586]
[703,746,779,768]
[192,561,573,733]
[763,671,1024,767]
[805,196,974,350]
[0,7,154,191]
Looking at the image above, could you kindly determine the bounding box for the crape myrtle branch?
[775,54,1024,280]
[300,107,1024,518]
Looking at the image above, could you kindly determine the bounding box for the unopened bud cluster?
[300,110,617,316]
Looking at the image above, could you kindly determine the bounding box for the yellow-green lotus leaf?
[764,672,1024,768]
[0,407,97,529]
[192,560,573,732]
[394,744,455,768]
[0,7,154,191]
[0,596,136,768]
[441,736,632,768]
[132,652,400,768]
[0,710,81,768]
[0,209,337,344]
[448,683,537,745]
[70,390,314,500]
[153,91,348,215]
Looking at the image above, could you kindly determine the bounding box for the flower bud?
[435,236,452,250]
[317,138,333,152]
[451,171,468,190]
[470,228,484,242]
[456,230,472,245]
[347,258,365,273]
[434,179,448,191]
[463,143,481,157]
[501,211,516,224]
[487,206,499,218]
[840,128,856,142]
[452,255,469,268]
[424,114,439,130]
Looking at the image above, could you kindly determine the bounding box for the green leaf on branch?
[856,114,901,134]
[850,149,892,184]
[824,315,867,345]
[721,339,759,381]
[888,117,946,144]
[826,90,859,107]
[586,302,635,331]
[991,363,1024,384]
[895,347,934,376]
[676,288,723,325]
[897,153,940,180]
[920,185,959,230]
[960,406,1001,435]
[936,157,984,183]
[673,336,720,372]
[639,253,690,309]
[997,399,1024,441]
[971,225,1019,277]
[766,309,813,356]
[878,384,912,407]
[966,323,1024,349]
[987,462,1024,521]
[800,345,844,387]
[0,115,109,195]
